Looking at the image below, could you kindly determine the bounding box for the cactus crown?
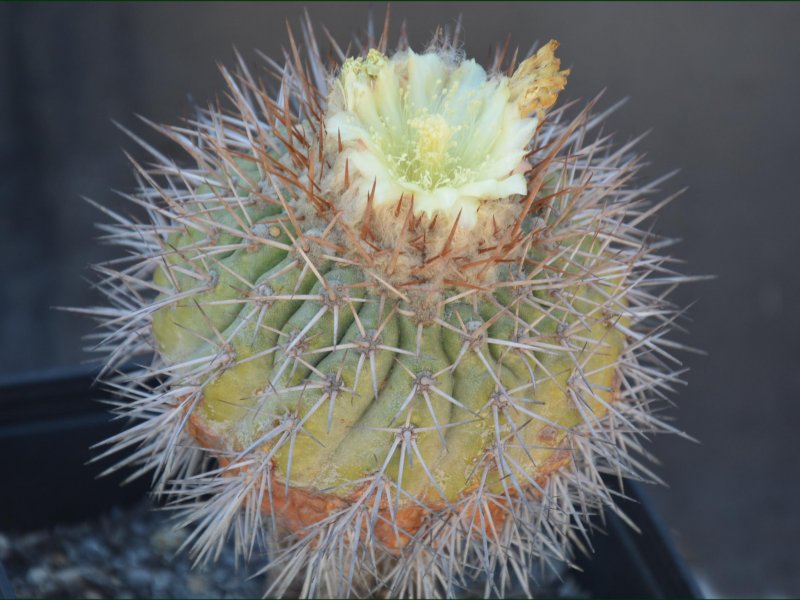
[308,39,567,293]
[87,15,688,600]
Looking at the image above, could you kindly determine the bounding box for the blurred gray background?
[1,2,798,597]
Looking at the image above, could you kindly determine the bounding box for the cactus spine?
[89,17,689,599]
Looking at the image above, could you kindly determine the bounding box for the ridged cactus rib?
[89,17,689,600]
[197,256,325,422]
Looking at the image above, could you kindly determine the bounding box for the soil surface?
[0,499,585,599]
[1,500,267,599]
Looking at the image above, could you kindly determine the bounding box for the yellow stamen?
[409,113,453,169]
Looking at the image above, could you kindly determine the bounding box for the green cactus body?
[92,21,686,600]
[150,176,628,510]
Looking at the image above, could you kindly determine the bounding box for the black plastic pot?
[0,366,699,598]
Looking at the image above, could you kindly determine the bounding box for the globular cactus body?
[90,18,686,599]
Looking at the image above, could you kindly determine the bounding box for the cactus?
[89,17,689,599]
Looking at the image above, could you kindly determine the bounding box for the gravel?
[2,500,268,599]
[1,500,586,599]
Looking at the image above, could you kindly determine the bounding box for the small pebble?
[150,525,188,555]
[17,531,48,552]
[26,565,50,587]
[53,566,86,587]
[0,533,9,560]
[150,568,172,595]
[187,574,209,594]
[79,537,109,562]
[126,567,152,592]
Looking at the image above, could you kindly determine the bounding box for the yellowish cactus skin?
[90,17,687,600]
